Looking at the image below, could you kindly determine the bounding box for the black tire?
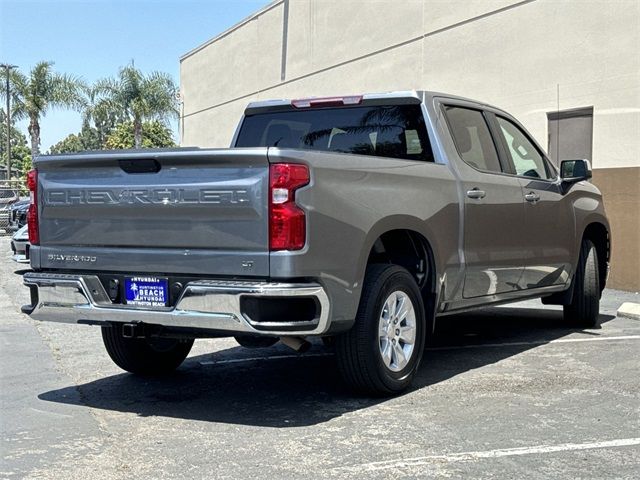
[101,325,194,375]
[336,264,427,395]
[564,239,601,328]
[234,335,279,348]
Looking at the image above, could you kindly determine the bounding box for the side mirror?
[560,159,592,183]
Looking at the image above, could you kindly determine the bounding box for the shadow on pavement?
[39,306,615,427]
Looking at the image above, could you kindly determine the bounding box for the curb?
[617,302,640,320]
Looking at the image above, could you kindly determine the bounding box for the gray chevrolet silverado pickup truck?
[22,91,610,395]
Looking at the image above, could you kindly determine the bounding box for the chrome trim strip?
[23,272,331,336]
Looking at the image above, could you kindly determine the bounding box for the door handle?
[466,188,486,199]
[524,192,541,203]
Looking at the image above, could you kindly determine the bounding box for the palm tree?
[7,61,86,158]
[82,85,123,147]
[94,64,178,149]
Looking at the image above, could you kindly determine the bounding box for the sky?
[0,0,269,151]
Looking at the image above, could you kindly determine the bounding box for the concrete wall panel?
[182,98,250,147]
[285,0,425,79]
[180,2,284,116]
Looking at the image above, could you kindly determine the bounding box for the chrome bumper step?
[22,272,330,336]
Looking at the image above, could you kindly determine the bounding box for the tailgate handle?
[119,159,161,174]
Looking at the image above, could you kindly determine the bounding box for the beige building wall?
[180,0,640,291]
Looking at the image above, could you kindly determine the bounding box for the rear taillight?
[27,169,39,245]
[269,163,309,251]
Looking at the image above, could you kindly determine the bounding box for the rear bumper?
[22,272,331,336]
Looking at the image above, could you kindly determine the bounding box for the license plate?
[124,276,169,307]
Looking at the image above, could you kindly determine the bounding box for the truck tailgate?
[33,148,270,277]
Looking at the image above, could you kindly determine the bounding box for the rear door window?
[443,106,503,173]
[235,105,434,162]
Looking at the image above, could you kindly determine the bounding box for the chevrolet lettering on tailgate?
[44,188,251,205]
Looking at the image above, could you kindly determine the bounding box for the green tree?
[14,144,32,191]
[4,62,86,158]
[49,123,103,154]
[48,133,83,154]
[0,110,31,181]
[104,121,176,149]
[82,87,123,147]
[94,64,178,149]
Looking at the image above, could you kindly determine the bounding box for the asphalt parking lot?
[1,237,638,479]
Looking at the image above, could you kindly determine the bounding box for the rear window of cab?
[235,105,434,162]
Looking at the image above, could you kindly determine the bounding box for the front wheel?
[101,325,194,375]
[336,264,426,395]
[564,239,601,328]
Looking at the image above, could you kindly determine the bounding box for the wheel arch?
[356,217,440,332]
[366,229,436,295]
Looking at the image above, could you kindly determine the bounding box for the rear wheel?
[101,325,194,375]
[564,239,601,328]
[336,264,426,395]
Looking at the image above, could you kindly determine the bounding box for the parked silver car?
[11,225,30,263]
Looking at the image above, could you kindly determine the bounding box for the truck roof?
[244,90,503,115]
